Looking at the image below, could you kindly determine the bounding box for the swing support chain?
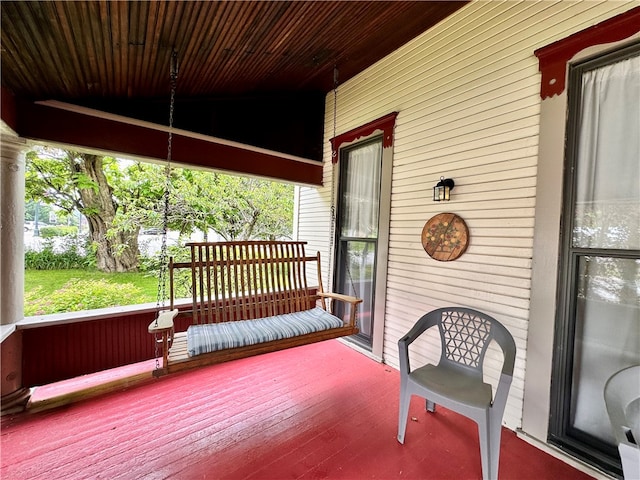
[153,49,179,371]
[328,65,359,330]
[328,66,338,273]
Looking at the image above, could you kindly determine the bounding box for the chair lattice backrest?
[438,309,494,372]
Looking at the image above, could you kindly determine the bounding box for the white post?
[0,134,27,326]
[0,134,30,411]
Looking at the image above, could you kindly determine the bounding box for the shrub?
[138,244,193,299]
[24,278,147,316]
[39,225,78,238]
[138,244,190,273]
[139,244,189,292]
[25,234,95,270]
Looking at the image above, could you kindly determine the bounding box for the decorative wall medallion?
[421,213,469,261]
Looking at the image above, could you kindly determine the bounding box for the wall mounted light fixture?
[433,176,455,201]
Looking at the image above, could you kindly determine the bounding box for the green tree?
[170,172,294,241]
[26,148,144,272]
[26,147,295,272]
[24,200,54,224]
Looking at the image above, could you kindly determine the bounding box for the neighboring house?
[296,1,638,475]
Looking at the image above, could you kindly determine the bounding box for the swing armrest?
[317,292,362,305]
[316,292,362,327]
[148,309,179,333]
[149,310,178,377]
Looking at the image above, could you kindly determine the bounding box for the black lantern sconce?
[433,176,455,201]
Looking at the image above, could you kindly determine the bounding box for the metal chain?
[154,49,178,369]
[328,66,359,328]
[331,66,339,162]
[328,67,338,275]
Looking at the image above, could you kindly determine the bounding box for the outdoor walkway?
[1,341,597,479]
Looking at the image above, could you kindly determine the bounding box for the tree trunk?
[75,154,140,272]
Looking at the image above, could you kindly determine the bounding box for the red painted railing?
[21,307,192,387]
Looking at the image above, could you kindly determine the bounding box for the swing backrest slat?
[169,240,322,325]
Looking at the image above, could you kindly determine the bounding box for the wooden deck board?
[1,341,594,480]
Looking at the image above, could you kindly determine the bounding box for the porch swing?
[148,57,362,377]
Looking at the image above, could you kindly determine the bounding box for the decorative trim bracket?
[534,6,640,100]
[330,111,398,163]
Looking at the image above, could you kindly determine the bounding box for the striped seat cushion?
[186,307,344,357]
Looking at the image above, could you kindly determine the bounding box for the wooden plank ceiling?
[1,1,465,101]
[1,1,467,182]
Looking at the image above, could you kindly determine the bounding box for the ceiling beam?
[13,100,323,186]
[1,87,18,134]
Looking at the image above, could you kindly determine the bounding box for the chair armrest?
[397,310,441,376]
[148,309,178,333]
[399,311,440,346]
[492,320,516,378]
[491,372,514,411]
[398,337,412,377]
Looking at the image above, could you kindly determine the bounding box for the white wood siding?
[297,0,637,430]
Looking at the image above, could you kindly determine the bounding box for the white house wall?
[296,0,636,432]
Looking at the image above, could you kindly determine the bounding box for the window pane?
[570,256,640,444]
[340,142,382,239]
[573,54,640,249]
[337,240,376,337]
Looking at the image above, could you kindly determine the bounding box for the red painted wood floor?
[2,340,594,480]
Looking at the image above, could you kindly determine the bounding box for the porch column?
[0,134,30,411]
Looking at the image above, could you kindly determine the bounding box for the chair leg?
[619,443,640,480]
[426,399,436,413]
[488,411,503,480]
[477,411,493,480]
[397,386,411,444]
[477,409,503,480]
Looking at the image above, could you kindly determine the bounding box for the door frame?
[331,126,394,360]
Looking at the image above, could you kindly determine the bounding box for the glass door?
[334,138,383,348]
[549,43,640,475]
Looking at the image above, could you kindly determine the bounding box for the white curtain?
[340,142,382,238]
[574,54,640,250]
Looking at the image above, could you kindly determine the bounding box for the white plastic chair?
[604,365,640,480]
[397,307,516,480]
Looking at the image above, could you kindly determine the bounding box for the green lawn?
[24,269,160,316]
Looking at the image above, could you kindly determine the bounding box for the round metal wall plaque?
[421,213,469,261]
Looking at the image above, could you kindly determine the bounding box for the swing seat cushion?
[186,307,344,357]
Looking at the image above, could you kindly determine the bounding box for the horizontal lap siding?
[296,186,328,288]
[297,0,636,430]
